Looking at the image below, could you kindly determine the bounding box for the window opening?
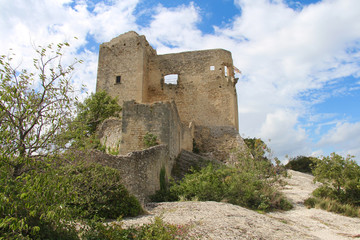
[164,74,178,85]
[224,66,228,77]
[210,66,215,71]
[116,76,121,84]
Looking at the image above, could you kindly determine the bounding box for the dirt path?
[121,170,360,239]
[268,170,360,240]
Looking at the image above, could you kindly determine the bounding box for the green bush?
[304,197,318,208]
[159,164,292,212]
[62,161,143,220]
[82,217,192,240]
[312,153,360,206]
[0,160,78,240]
[151,138,292,212]
[306,152,360,218]
[0,158,143,239]
[285,156,317,173]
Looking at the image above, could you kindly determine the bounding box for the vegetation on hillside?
[152,138,292,212]
[305,153,360,217]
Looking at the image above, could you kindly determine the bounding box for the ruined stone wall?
[79,145,170,204]
[96,31,156,106]
[194,125,247,163]
[97,117,122,154]
[120,100,193,159]
[147,49,239,130]
[96,31,239,131]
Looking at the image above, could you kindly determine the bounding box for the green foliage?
[304,197,360,217]
[0,159,78,240]
[62,161,143,220]
[305,153,360,217]
[192,139,200,154]
[64,91,121,151]
[0,158,143,239]
[0,42,81,177]
[243,137,269,161]
[151,137,291,212]
[312,153,360,206]
[83,217,193,240]
[75,91,121,136]
[143,132,158,148]
[150,167,178,202]
[168,164,292,212]
[285,156,317,173]
[0,43,145,239]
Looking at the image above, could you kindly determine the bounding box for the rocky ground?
[121,170,360,239]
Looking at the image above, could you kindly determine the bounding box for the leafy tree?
[0,43,81,177]
[75,91,121,135]
[312,153,360,205]
[64,91,121,150]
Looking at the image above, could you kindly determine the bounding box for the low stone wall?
[78,145,171,204]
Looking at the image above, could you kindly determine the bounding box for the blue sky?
[0,0,359,162]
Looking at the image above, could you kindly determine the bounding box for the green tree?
[65,91,121,150]
[312,153,360,205]
[0,43,81,177]
[75,91,121,135]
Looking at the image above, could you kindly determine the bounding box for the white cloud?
[1,0,360,161]
[318,121,360,158]
[89,0,139,43]
[140,2,203,53]
[0,0,140,92]
[258,109,310,159]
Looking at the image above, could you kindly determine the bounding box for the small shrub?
[285,156,316,173]
[143,132,158,148]
[304,197,318,208]
[82,217,193,240]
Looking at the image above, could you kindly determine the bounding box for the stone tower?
[96,31,244,161]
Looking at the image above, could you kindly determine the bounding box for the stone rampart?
[79,145,171,204]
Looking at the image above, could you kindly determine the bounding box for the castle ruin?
[95,31,246,203]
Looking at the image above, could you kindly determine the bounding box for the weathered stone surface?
[171,149,223,182]
[76,145,171,204]
[97,117,122,154]
[120,100,192,159]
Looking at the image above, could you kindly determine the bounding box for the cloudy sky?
[1,0,359,162]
